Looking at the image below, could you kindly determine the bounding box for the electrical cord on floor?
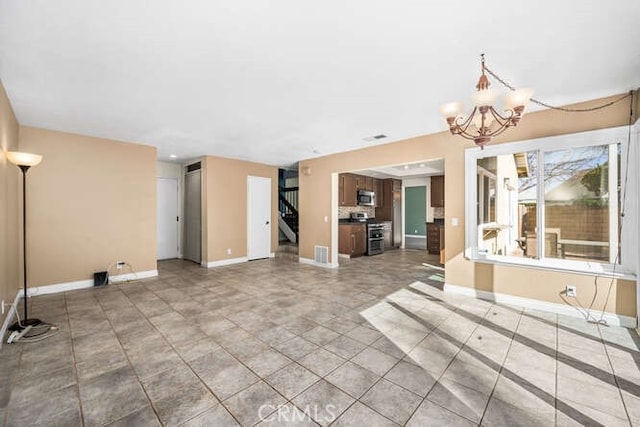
[7,304,60,343]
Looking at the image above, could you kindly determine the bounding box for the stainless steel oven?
[367,223,384,255]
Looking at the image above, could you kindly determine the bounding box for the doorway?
[247,176,271,260]
[157,178,179,260]
[183,163,202,264]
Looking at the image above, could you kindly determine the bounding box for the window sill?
[466,252,637,281]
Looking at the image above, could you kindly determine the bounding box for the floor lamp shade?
[6,151,43,167]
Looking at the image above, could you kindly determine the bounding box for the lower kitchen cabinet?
[339,224,366,257]
[427,223,444,255]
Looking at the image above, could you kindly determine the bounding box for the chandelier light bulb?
[439,101,464,119]
[504,88,534,113]
[471,88,498,107]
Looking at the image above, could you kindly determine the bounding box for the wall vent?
[186,162,201,172]
[314,245,329,264]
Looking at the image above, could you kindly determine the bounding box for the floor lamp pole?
[7,151,43,331]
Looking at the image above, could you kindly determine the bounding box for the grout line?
[64,292,85,427]
[401,302,487,425]
[554,313,559,426]
[478,306,524,425]
[599,325,634,425]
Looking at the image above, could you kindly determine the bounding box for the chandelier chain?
[483,65,632,112]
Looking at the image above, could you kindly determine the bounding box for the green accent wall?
[405,186,426,235]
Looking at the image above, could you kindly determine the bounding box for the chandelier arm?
[483,64,632,112]
[487,123,514,139]
[453,106,478,130]
[487,107,514,127]
[452,131,479,142]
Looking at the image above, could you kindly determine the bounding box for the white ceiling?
[355,159,444,179]
[1,1,639,167]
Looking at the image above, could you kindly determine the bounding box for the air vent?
[363,134,388,142]
[186,162,201,172]
[314,245,329,264]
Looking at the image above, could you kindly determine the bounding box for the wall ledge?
[444,283,637,329]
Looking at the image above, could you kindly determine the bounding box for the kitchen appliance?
[367,223,384,255]
[357,190,375,207]
[349,212,369,222]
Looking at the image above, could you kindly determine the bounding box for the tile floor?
[0,250,639,426]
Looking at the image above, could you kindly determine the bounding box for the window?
[464,127,637,277]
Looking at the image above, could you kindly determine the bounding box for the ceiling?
[354,159,444,179]
[1,1,639,167]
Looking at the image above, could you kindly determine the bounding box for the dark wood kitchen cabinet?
[339,173,357,206]
[374,178,383,207]
[427,223,444,255]
[339,224,366,257]
[431,175,445,207]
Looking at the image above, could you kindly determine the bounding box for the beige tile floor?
[0,250,639,426]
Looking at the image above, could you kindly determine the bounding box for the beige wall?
[19,127,157,287]
[299,92,637,318]
[0,81,20,324]
[202,156,278,263]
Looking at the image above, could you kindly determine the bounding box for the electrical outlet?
[1,300,5,315]
[226,248,232,255]
[116,261,125,270]
[566,285,577,297]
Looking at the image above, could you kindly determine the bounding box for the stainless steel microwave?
[357,190,375,206]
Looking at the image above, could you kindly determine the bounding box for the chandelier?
[439,54,533,149]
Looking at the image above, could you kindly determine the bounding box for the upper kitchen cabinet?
[374,178,383,207]
[339,173,358,206]
[431,175,445,207]
[355,175,373,191]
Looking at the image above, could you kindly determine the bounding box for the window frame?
[464,126,637,279]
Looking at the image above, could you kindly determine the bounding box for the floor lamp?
[6,151,43,331]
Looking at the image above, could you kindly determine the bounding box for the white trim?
[205,257,248,268]
[24,270,159,295]
[0,290,22,348]
[443,283,636,328]
[405,235,426,239]
[299,257,339,269]
[465,125,638,277]
[109,269,159,284]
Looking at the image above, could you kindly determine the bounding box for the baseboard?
[109,269,159,284]
[205,257,248,268]
[24,269,159,297]
[443,283,637,328]
[0,290,22,349]
[299,257,339,269]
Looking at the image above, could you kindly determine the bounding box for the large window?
[465,127,637,277]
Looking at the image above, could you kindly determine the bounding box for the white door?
[247,176,271,260]
[157,178,179,260]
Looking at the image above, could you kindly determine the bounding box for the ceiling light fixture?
[440,54,533,149]
[169,154,177,159]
